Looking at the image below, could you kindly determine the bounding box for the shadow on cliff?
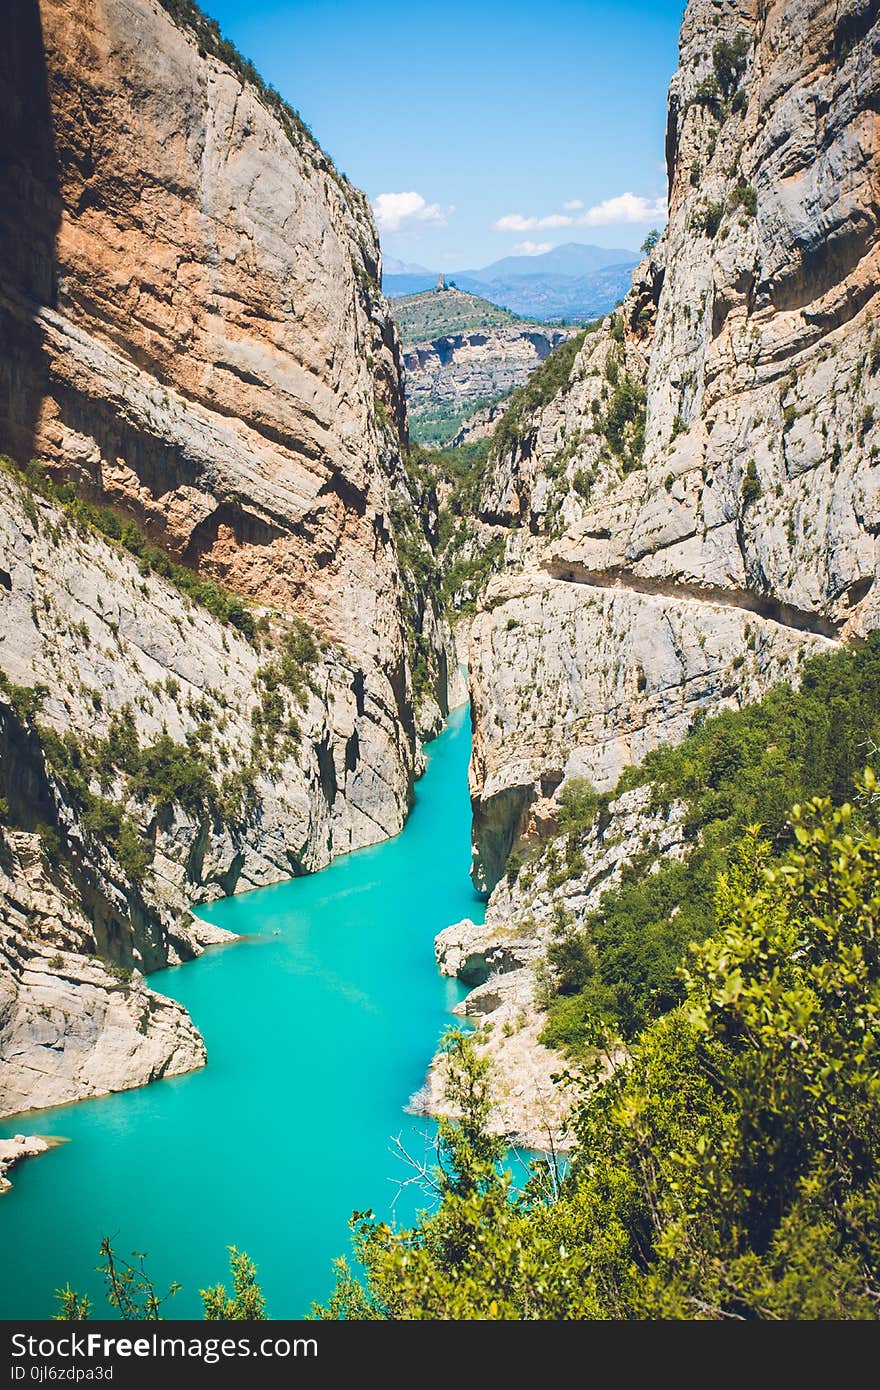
[0,0,60,465]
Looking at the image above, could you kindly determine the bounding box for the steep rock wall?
[403,324,573,436]
[468,0,880,890]
[0,0,442,1114]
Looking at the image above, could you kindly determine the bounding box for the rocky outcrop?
[1,0,424,786]
[0,0,445,1115]
[0,1135,51,1194]
[423,0,880,1142]
[403,322,573,441]
[431,785,684,1149]
[467,0,880,891]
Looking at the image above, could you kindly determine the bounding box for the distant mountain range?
[382,242,640,321]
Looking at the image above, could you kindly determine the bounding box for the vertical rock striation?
[467,0,880,890]
[0,0,444,1114]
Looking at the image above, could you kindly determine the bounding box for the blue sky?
[206,0,685,270]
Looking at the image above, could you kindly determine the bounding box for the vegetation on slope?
[0,460,324,881]
[318,793,880,1318]
[392,288,524,347]
[55,778,880,1320]
[156,0,316,154]
[401,438,507,618]
[492,326,593,459]
[534,635,880,1050]
[408,393,509,450]
[1,457,257,640]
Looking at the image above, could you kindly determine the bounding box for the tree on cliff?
[317,789,880,1319]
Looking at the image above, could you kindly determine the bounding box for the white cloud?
[511,240,553,256]
[494,212,574,232]
[495,194,666,236]
[372,191,448,233]
[578,192,667,226]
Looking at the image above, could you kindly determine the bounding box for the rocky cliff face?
[435,0,880,1143]
[403,322,573,443]
[0,0,444,1116]
[468,0,880,891]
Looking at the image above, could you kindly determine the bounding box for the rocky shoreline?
[0,1134,54,1194]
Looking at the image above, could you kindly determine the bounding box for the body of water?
[0,703,483,1318]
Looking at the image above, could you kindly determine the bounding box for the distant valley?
[393,287,575,446]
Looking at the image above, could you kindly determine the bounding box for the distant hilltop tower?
[436,272,446,291]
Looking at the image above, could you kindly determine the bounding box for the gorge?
[0,0,878,1323]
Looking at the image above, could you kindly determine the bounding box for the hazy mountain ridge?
[383,242,640,321]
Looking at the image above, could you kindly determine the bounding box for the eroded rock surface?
[0,0,443,1114]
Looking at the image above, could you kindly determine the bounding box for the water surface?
[0,704,482,1317]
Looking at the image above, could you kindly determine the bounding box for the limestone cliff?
[0,0,444,1115]
[437,0,880,1144]
[468,0,880,891]
[402,320,574,445]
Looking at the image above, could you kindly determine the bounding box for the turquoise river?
[0,703,487,1318]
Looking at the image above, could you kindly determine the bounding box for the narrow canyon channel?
[0,704,484,1317]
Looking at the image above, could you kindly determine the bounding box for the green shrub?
[0,457,257,641]
[132,734,218,815]
[729,181,757,217]
[492,329,594,459]
[693,74,721,105]
[698,202,725,237]
[324,799,880,1320]
[539,633,880,1048]
[741,457,762,505]
[713,32,750,98]
[599,369,647,473]
[556,778,600,834]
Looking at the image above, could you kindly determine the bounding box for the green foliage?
[556,778,600,835]
[131,733,218,816]
[201,1248,268,1320]
[0,670,48,723]
[697,202,725,238]
[323,800,880,1318]
[742,457,762,505]
[693,74,721,105]
[0,457,256,640]
[541,633,880,1049]
[492,328,593,459]
[96,1238,181,1320]
[729,181,758,217]
[640,229,660,256]
[409,396,506,449]
[56,1243,265,1322]
[597,355,647,473]
[313,1031,513,1320]
[572,466,594,500]
[440,535,505,616]
[247,619,320,759]
[713,32,750,99]
[392,288,523,347]
[52,1287,92,1321]
[36,712,223,877]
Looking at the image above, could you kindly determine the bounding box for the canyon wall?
[435,0,880,1145]
[0,0,442,1115]
[468,0,880,890]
